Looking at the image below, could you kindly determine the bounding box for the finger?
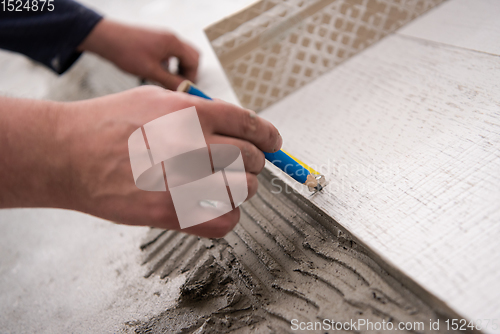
[179,43,199,82]
[181,172,257,238]
[200,99,282,154]
[207,135,265,174]
[246,172,258,200]
[150,64,185,91]
[167,35,199,82]
[183,208,240,238]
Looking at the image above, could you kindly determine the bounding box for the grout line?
[396,32,500,58]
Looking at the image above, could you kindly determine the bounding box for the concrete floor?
[0,209,185,333]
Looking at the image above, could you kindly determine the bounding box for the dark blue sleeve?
[0,0,103,74]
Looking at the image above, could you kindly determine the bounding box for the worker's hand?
[59,86,281,238]
[78,19,199,91]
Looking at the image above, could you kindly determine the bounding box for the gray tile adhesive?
[130,170,464,333]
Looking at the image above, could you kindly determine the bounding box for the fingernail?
[247,109,257,119]
[274,132,282,152]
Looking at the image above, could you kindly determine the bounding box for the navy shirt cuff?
[0,0,104,74]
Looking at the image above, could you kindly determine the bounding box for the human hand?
[58,86,281,238]
[79,19,199,90]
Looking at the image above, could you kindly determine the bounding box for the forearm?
[77,19,121,61]
[0,96,71,208]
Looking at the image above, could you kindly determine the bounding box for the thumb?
[150,64,185,91]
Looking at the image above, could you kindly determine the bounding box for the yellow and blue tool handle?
[181,83,312,185]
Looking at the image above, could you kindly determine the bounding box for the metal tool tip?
[308,174,327,193]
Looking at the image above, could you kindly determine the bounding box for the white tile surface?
[260,33,500,328]
[398,0,500,56]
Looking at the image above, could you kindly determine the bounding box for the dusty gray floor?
[0,170,464,333]
[130,171,461,333]
[0,208,186,333]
